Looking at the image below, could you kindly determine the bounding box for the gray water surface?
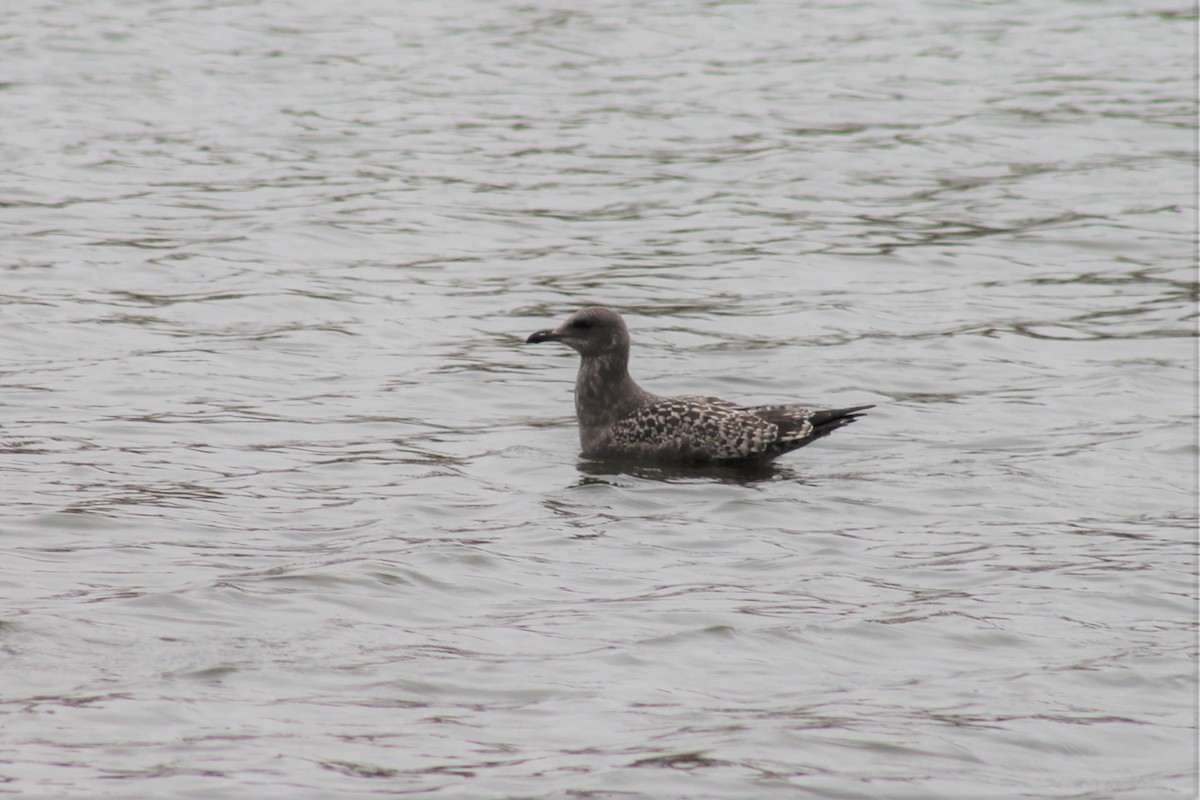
[1,1,1196,798]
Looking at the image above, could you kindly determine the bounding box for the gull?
[525,307,871,463]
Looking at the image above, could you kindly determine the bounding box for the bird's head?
[526,307,630,359]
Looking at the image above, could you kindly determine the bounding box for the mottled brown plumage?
[525,307,871,463]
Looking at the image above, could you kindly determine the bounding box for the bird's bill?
[526,328,562,344]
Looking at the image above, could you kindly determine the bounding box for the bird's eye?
[571,319,594,330]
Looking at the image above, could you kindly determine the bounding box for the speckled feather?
[525,307,871,463]
[610,397,796,461]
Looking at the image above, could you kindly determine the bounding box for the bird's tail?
[808,404,874,439]
[753,403,874,458]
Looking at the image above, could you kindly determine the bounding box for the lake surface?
[1,1,1196,797]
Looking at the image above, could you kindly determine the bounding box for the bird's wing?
[748,403,875,454]
[610,396,780,461]
[745,404,816,443]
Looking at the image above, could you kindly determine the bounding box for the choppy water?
[1,1,1196,798]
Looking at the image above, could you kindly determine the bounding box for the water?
[1,0,1196,797]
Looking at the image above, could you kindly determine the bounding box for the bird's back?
[601,397,870,463]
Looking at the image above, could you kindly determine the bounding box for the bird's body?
[526,307,871,464]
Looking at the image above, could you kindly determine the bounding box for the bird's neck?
[575,352,650,428]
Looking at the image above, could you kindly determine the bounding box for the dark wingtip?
[810,404,875,432]
[526,329,559,344]
[819,403,874,419]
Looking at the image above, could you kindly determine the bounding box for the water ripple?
[0,1,1195,798]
